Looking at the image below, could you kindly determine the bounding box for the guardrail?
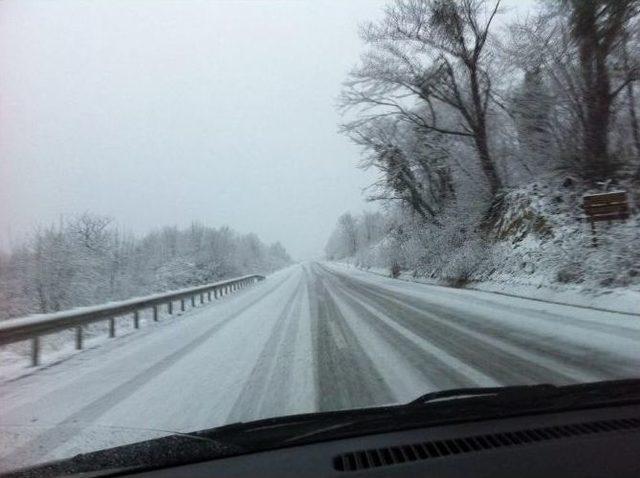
[0,274,265,366]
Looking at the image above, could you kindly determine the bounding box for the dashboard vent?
[333,417,640,472]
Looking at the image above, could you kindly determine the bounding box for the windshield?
[1,0,639,474]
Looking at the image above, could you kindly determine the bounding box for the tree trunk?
[398,164,440,222]
[630,81,640,179]
[474,120,502,197]
[623,44,640,178]
[583,54,612,180]
[629,87,640,152]
[571,1,623,182]
[469,66,502,197]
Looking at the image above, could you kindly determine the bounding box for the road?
[1,262,639,470]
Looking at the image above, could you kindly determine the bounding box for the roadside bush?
[556,262,585,284]
[441,239,489,288]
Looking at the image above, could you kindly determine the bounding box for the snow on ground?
[338,261,640,316]
[1,262,638,472]
[0,266,306,470]
[0,278,255,382]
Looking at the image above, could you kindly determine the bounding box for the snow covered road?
[1,262,639,470]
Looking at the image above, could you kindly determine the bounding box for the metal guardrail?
[0,274,265,366]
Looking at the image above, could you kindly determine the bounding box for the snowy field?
[1,261,639,471]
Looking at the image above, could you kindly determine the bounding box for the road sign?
[582,190,630,247]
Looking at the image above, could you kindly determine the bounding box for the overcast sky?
[0,0,535,260]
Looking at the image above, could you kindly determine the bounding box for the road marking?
[329,321,348,351]
[337,288,501,387]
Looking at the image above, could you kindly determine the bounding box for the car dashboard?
[121,403,640,478]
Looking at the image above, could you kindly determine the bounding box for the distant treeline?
[0,213,291,320]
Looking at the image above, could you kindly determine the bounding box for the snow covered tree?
[341,0,505,198]
[511,67,554,175]
[0,215,292,319]
[563,0,639,180]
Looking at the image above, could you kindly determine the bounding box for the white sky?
[0,0,535,260]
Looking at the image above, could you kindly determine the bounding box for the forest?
[326,0,640,291]
[0,214,291,320]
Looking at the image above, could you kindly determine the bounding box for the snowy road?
[1,262,639,470]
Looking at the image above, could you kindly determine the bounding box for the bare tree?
[624,41,640,163]
[503,13,584,169]
[563,0,639,179]
[341,0,504,197]
[504,2,640,179]
[621,26,640,178]
[510,66,554,175]
[350,117,451,223]
[1,217,292,319]
[67,213,112,253]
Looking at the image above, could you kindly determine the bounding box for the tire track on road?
[330,265,640,340]
[226,280,304,422]
[320,265,600,385]
[307,265,395,412]
[319,270,482,391]
[3,271,295,466]
[342,272,637,381]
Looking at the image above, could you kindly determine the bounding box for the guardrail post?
[31,337,40,366]
[75,326,83,350]
[1,274,265,368]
